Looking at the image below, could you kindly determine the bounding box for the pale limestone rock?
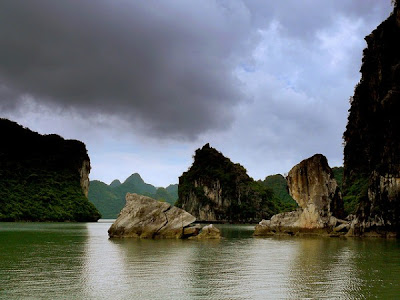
[191,224,221,239]
[79,159,91,198]
[183,224,202,237]
[255,154,348,236]
[108,193,196,239]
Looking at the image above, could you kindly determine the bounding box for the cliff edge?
[0,118,100,221]
[343,1,400,237]
[176,144,279,223]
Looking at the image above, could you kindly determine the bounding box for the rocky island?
[175,144,280,223]
[254,154,348,236]
[0,119,100,221]
[108,193,220,239]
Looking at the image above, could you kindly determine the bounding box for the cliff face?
[0,118,100,221]
[176,144,278,222]
[343,2,400,236]
[79,160,91,198]
[255,154,346,236]
[287,154,344,221]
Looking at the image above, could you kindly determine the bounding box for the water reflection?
[0,222,89,299]
[1,223,399,300]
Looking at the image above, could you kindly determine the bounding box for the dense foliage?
[331,166,360,216]
[260,174,297,212]
[176,144,282,222]
[0,118,101,221]
[88,173,178,219]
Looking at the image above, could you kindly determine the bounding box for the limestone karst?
[343,1,400,237]
[108,193,220,239]
[255,154,347,236]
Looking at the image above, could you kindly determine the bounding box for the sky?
[0,0,394,187]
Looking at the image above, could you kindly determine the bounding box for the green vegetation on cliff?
[0,119,100,221]
[331,166,361,215]
[176,144,283,222]
[260,174,297,212]
[343,1,400,232]
[88,174,178,219]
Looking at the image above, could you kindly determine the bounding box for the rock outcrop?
[176,144,279,223]
[0,118,100,222]
[191,224,221,239]
[109,193,195,238]
[343,1,400,237]
[255,154,347,236]
[89,173,178,219]
[108,193,221,239]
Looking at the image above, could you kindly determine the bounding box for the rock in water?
[176,143,278,222]
[343,2,400,237]
[108,193,196,238]
[191,224,221,239]
[255,154,346,236]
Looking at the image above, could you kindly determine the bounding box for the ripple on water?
[0,223,399,299]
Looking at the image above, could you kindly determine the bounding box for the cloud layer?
[0,0,255,139]
[0,0,394,185]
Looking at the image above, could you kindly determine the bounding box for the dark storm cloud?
[0,0,251,138]
[0,0,393,140]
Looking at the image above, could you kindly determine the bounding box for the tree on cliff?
[176,144,282,222]
[0,118,101,222]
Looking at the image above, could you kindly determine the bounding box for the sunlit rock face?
[108,193,221,239]
[79,160,91,198]
[287,154,344,227]
[343,1,400,237]
[108,193,196,238]
[255,154,346,236]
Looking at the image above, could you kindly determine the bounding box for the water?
[0,222,399,300]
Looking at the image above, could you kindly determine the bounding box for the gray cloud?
[0,0,395,185]
[0,0,253,139]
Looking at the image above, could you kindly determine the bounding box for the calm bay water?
[0,222,399,299]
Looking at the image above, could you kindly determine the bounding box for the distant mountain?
[88,174,178,219]
[109,179,121,188]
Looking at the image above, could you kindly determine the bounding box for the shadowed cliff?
[343,1,400,235]
[176,144,281,223]
[0,118,100,221]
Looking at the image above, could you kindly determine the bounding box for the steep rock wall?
[0,118,100,221]
[176,144,278,222]
[343,2,400,236]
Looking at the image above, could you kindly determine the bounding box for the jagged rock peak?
[176,144,278,222]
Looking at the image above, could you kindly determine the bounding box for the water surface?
[0,222,399,299]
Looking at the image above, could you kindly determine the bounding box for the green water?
[0,222,399,299]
